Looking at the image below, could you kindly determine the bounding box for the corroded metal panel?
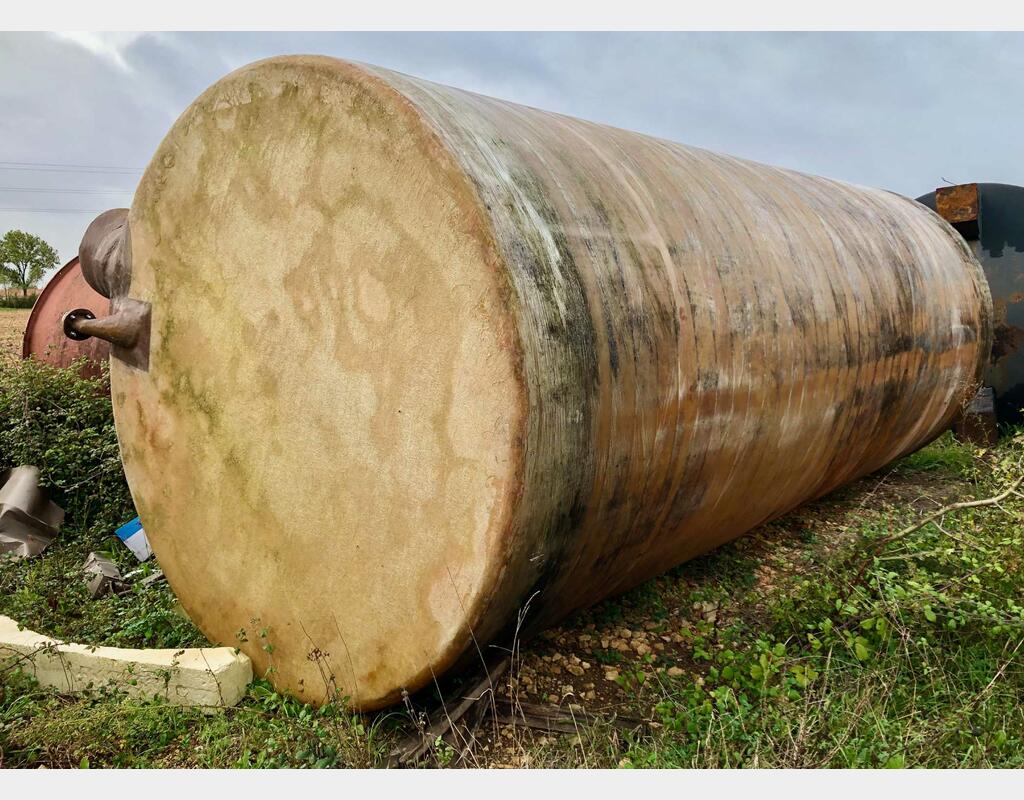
[97,57,991,710]
[936,183,979,225]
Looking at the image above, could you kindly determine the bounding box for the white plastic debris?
[115,516,152,561]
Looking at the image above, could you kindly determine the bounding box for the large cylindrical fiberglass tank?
[87,57,992,710]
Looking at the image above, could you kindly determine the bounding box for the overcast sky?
[3,31,1024,274]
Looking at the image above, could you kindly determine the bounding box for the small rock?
[694,600,720,624]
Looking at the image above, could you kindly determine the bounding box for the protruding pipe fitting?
[62,307,142,349]
[66,208,151,371]
[62,308,97,341]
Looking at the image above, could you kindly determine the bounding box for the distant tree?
[0,230,59,296]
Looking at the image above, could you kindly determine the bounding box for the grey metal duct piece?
[0,466,65,559]
[83,552,124,598]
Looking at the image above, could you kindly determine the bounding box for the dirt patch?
[0,309,31,362]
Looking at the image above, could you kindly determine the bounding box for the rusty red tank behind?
[23,257,110,376]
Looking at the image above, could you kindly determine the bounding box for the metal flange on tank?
[917,183,1024,427]
[60,209,151,371]
[63,56,992,710]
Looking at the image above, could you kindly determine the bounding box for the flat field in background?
[0,308,30,362]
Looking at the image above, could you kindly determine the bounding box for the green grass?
[2,357,1023,768]
[609,433,1024,768]
[891,431,977,477]
[1,675,393,768]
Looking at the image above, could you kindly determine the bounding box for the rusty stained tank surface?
[92,56,992,710]
[917,183,1024,424]
[23,257,110,376]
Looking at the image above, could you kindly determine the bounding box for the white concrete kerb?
[0,614,252,708]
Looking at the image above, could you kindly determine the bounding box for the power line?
[0,186,134,195]
[0,207,107,214]
[0,161,143,175]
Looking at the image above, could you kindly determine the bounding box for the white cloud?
[51,31,148,72]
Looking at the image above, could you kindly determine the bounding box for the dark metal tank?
[917,183,1024,424]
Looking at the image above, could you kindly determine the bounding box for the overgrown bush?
[0,357,133,537]
[0,294,37,309]
[0,357,204,651]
